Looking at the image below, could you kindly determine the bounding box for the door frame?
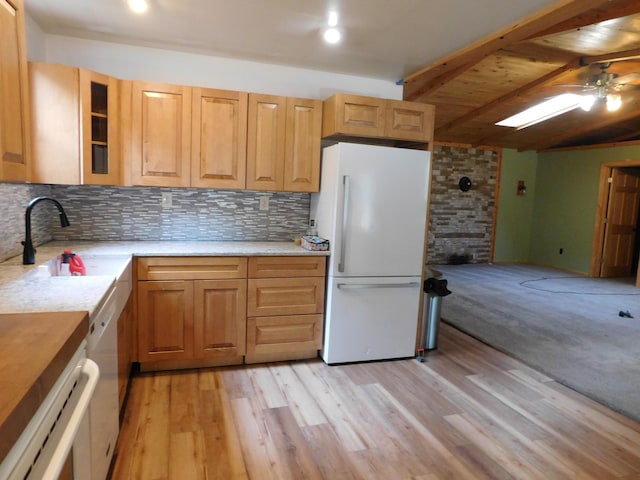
[591,159,640,287]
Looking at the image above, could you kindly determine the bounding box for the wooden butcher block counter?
[0,311,89,464]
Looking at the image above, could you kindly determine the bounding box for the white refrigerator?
[310,142,430,364]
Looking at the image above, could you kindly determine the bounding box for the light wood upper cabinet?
[323,93,434,144]
[130,81,191,187]
[191,87,247,189]
[284,97,322,192]
[246,93,286,191]
[247,94,322,192]
[384,99,435,143]
[323,93,386,138]
[122,78,322,192]
[0,0,31,183]
[82,70,121,185]
[29,63,121,185]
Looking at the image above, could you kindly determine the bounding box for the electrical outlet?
[161,192,172,208]
[259,196,269,211]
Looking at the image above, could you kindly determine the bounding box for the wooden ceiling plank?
[403,0,615,101]
[525,0,640,39]
[435,58,583,134]
[499,42,578,64]
[520,104,640,151]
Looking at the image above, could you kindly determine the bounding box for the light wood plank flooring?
[110,323,640,479]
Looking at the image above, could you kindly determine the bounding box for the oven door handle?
[43,358,100,480]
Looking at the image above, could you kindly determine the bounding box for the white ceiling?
[25,0,563,82]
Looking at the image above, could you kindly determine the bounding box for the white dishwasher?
[74,259,131,480]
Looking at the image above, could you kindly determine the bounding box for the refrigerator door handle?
[337,282,420,289]
[338,175,351,273]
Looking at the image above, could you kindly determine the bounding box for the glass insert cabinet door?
[81,69,120,185]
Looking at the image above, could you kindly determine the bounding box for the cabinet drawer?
[248,256,326,278]
[137,257,247,280]
[246,314,323,355]
[247,277,325,316]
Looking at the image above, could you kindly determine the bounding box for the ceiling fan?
[560,62,640,112]
[497,61,640,129]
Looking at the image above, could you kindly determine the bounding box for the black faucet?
[22,197,70,265]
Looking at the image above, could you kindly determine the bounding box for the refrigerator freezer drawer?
[322,276,421,364]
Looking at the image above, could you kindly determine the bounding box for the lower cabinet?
[136,257,247,370]
[245,256,326,363]
[135,255,326,370]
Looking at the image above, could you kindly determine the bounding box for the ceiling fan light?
[606,93,622,112]
[579,95,596,112]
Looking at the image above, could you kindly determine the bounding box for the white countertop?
[0,240,328,317]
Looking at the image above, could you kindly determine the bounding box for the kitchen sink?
[37,254,132,278]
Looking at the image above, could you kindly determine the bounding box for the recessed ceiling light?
[128,0,148,14]
[324,27,341,44]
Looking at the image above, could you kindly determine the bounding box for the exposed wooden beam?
[581,47,640,66]
[525,0,640,39]
[403,0,615,102]
[522,101,640,151]
[435,58,583,134]
[605,128,640,143]
[540,138,640,153]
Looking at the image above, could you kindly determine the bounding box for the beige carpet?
[433,263,640,422]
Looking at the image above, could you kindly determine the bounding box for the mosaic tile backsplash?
[1,183,311,263]
[1,183,55,262]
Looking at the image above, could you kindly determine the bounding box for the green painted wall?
[531,145,640,274]
[493,149,537,263]
[494,144,640,273]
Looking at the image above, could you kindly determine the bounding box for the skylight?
[495,94,584,129]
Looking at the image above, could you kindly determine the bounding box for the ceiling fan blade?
[613,73,640,85]
[553,84,589,88]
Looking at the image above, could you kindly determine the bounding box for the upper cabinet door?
[130,81,191,187]
[246,93,286,191]
[29,62,82,185]
[384,100,434,143]
[30,63,122,185]
[284,97,322,193]
[80,69,121,185]
[0,0,31,183]
[191,87,247,189]
[322,93,386,138]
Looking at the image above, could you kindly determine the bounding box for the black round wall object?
[458,176,472,192]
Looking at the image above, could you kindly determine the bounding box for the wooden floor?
[110,323,640,479]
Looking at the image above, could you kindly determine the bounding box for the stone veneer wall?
[427,144,499,265]
[1,183,310,263]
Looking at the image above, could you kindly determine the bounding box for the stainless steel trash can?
[418,277,452,360]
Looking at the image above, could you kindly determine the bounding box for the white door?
[329,143,429,277]
[322,276,422,364]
